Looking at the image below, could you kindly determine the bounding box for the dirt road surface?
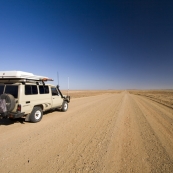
[0,92,173,173]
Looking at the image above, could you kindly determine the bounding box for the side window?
[51,87,59,96]
[25,85,38,95]
[32,85,38,94]
[39,86,49,94]
[25,85,31,95]
[45,86,49,94]
[0,85,4,95]
[39,86,44,94]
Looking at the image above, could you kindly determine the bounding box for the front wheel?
[61,101,68,112]
[30,107,43,123]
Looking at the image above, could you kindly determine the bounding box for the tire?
[30,106,43,123]
[0,94,15,112]
[61,101,68,112]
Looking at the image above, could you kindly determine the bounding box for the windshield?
[0,85,18,98]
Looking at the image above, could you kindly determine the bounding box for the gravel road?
[0,92,173,173]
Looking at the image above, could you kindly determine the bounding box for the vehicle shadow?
[0,109,62,126]
[0,118,25,126]
[44,108,62,115]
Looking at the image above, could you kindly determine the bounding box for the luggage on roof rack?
[0,71,53,82]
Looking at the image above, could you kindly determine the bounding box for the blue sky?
[0,0,173,89]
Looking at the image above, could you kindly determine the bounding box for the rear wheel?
[30,106,43,123]
[61,101,68,112]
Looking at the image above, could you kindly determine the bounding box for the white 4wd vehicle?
[0,71,70,123]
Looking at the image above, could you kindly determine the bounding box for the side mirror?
[56,85,59,89]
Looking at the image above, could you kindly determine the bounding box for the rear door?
[51,87,63,108]
[22,84,39,114]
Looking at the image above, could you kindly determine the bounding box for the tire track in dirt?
[101,93,151,173]
[0,93,124,173]
[0,92,173,173]
[130,94,173,172]
[49,93,125,173]
[131,94,173,160]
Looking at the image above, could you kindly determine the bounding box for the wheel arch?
[34,104,43,110]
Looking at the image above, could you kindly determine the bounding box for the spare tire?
[0,94,16,112]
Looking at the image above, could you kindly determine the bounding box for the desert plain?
[0,90,173,173]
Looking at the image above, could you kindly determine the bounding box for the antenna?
[68,77,69,96]
[57,71,59,86]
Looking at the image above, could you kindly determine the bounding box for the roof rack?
[0,71,53,82]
